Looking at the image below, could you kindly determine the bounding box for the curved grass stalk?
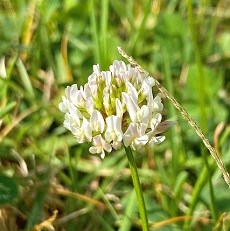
[117,46,230,188]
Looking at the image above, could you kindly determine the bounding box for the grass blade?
[16,58,35,98]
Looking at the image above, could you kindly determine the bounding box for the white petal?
[84,83,91,97]
[89,146,99,154]
[75,86,86,107]
[71,117,92,143]
[58,96,69,113]
[140,80,152,97]
[110,60,127,76]
[145,76,155,87]
[102,71,111,86]
[66,84,78,103]
[132,135,149,150]
[116,98,123,118]
[147,93,163,113]
[105,115,123,143]
[68,102,82,127]
[93,64,100,76]
[63,113,77,131]
[103,93,110,112]
[90,135,112,158]
[88,72,97,85]
[153,94,163,112]
[123,123,135,147]
[139,123,147,134]
[137,105,150,124]
[136,135,149,145]
[126,68,138,83]
[86,97,95,114]
[150,113,162,130]
[102,139,112,153]
[112,141,122,150]
[148,136,165,147]
[126,82,138,101]
[123,123,147,149]
[122,92,138,122]
[100,151,106,159]
[90,110,105,133]
[89,85,98,98]
[81,117,92,141]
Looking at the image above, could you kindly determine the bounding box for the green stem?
[90,0,101,64]
[186,0,217,225]
[132,0,152,55]
[162,49,178,177]
[183,165,207,230]
[100,0,109,69]
[124,146,149,231]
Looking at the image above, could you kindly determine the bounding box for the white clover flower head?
[59,60,173,158]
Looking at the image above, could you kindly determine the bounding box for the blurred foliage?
[0,0,230,230]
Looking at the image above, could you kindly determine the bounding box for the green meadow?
[0,0,230,230]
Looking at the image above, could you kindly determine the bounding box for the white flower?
[122,92,139,122]
[59,96,70,113]
[136,105,150,124]
[89,135,112,158]
[103,71,112,86]
[93,64,100,76]
[66,84,78,103]
[148,135,166,147]
[147,93,164,113]
[68,101,83,127]
[123,123,149,150]
[149,113,162,130]
[59,60,173,158]
[115,98,123,118]
[122,92,150,124]
[72,117,92,143]
[105,115,123,147]
[110,60,127,76]
[90,110,105,133]
[85,96,95,115]
[140,78,154,98]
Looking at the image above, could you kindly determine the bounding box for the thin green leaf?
[16,58,35,97]
[0,101,17,119]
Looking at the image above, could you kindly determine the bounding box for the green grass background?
[0,0,230,230]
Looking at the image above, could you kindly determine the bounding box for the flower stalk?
[59,54,175,230]
[125,146,149,231]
